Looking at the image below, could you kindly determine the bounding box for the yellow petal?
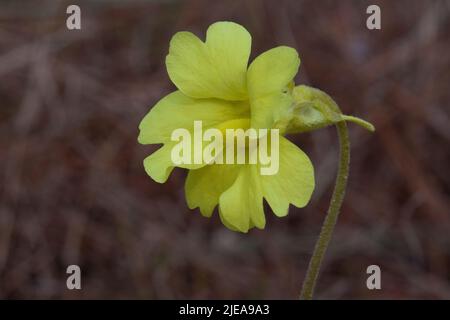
[142,115,251,184]
[218,165,265,232]
[143,144,174,183]
[138,91,249,144]
[247,46,300,129]
[166,21,251,101]
[143,142,205,184]
[259,136,315,217]
[185,164,240,217]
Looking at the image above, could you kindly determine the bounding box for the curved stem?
[300,121,350,300]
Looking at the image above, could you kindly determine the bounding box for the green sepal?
[274,85,375,134]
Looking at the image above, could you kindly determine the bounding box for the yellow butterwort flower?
[138,21,315,233]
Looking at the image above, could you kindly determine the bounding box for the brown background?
[0,0,449,299]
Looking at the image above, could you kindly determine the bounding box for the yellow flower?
[138,21,315,233]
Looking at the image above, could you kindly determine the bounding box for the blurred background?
[0,0,449,299]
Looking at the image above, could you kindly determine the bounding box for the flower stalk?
[300,120,350,300]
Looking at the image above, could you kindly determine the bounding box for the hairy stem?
[300,121,350,300]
